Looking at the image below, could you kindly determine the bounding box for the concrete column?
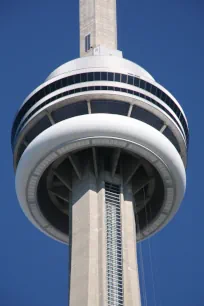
[80,0,117,57]
[121,184,141,306]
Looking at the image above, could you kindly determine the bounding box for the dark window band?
[13,86,187,148]
[11,72,189,147]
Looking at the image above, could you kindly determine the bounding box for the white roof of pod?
[46,56,155,82]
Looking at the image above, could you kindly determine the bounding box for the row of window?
[13,85,187,149]
[11,71,189,147]
[15,97,180,167]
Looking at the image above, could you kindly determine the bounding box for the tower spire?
[80,0,117,57]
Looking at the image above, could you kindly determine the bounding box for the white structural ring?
[15,114,186,243]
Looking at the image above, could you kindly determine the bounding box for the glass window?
[140,79,146,90]
[121,74,127,83]
[16,142,27,164]
[102,86,108,90]
[180,115,184,125]
[127,89,133,95]
[68,75,74,85]
[74,76,79,86]
[45,99,50,105]
[128,75,134,85]
[89,86,95,91]
[121,88,127,93]
[91,100,129,116]
[175,106,180,117]
[62,77,68,87]
[156,88,162,99]
[41,89,46,100]
[151,85,157,96]
[159,103,165,111]
[33,92,39,103]
[87,72,94,81]
[94,72,101,80]
[44,85,50,95]
[85,34,91,52]
[75,74,81,84]
[161,91,167,102]
[163,127,180,153]
[134,77,140,87]
[50,96,55,102]
[55,80,61,89]
[101,72,107,80]
[146,82,152,92]
[39,89,45,100]
[26,116,52,143]
[108,72,114,81]
[115,73,120,82]
[131,106,163,131]
[145,96,151,102]
[81,73,87,83]
[51,83,57,93]
[178,111,182,120]
[165,95,171,106]
[52,101,88,123]
[168,98,174,109]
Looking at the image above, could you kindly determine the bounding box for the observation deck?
[12,55,188,243]
[12,56,188,170]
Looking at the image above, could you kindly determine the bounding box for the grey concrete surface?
[80,0,117,56]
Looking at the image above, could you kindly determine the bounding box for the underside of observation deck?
[37,146,164,238]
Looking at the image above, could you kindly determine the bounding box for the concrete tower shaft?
[80,0,117,56]
[69,171,141,306]
[11,1,189,306]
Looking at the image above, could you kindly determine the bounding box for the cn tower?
[11,0,189,305]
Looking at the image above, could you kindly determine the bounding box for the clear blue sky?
[1,0,203,305]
